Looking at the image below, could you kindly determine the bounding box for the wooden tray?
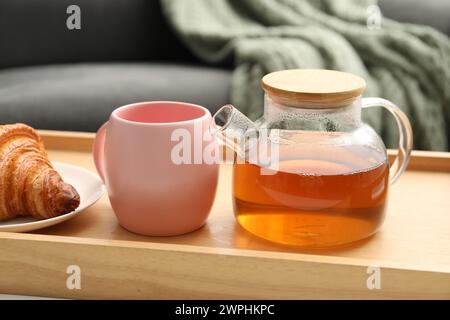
[0,130,449,299]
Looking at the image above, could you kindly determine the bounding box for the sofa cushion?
[0,0,197,69]
[0,63,231,132]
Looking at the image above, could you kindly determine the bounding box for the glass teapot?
[213,69,413,248]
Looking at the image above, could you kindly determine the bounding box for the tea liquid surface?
[233,144,389,247]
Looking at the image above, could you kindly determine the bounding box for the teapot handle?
[362,98,413,185]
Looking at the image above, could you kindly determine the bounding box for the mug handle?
[92,121,108,182]
[362,98,413,185]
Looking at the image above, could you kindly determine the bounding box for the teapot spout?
[212,104,259,158]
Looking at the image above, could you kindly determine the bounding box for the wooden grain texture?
[0,232,449,299]
[261,69,366,107]
[0,131,448,299]
[39,130,95,152]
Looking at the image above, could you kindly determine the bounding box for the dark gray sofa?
[0,0,448,132]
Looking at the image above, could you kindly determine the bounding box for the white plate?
[0,162,105,233]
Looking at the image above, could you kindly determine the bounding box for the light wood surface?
[39,130,94,152]
[261,69,366,107]
[0,132,449,299]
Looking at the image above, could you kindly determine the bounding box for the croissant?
[0,123,80,221]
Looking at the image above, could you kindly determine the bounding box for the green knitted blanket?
[161,0,450,150]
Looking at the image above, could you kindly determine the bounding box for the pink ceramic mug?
[93,101,219,236]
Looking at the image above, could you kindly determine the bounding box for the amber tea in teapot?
[233,144,389,247]
[214,69,413,248]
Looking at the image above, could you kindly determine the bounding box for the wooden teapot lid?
[261,69,366,108]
